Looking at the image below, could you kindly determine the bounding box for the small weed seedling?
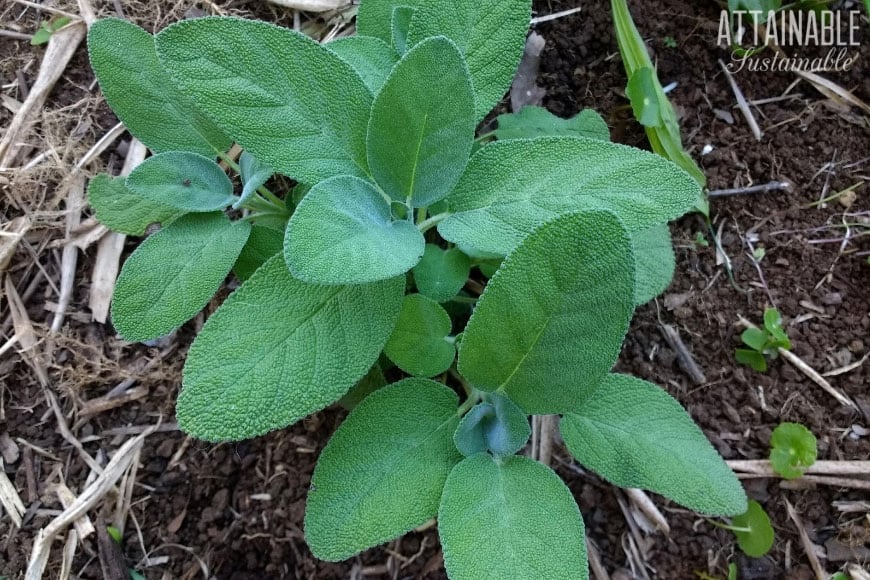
[735,307,791,372]
[770,422,817,479]
[30,15,71,45]
[87,1,747,577]
[711,499,775,558]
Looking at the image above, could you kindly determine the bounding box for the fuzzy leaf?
[367,36,475,207]
[453,393,530,457]
[631,223,675,305]
[383,294,455,377]
[357,0,422,43]
[769,422,817,479]
[407,0,532,121]
[305,379,461,560]
[495,107,610,142]
[126,151,236,212]
[87,173,182,236]
[88,18,231,156]
[111,213,250,342]
[233,225,283,282]
[439,137,699,256]
[178,256,404,441]
[235,151,274,209]
[412,244,471,303]
[327,35,398,94]
[561,374,747,515]
[391,5,414,54]
[732,500,774,557]
[458,211,634,414]
[284,175,425,284]
[439,454,587,580]
[156,17,372,183]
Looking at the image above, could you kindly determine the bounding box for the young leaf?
[87,173,182,236]
[111,213,251,342]
[407,0,532,121]
[126,152,236,212]
[631,223,675,305]
[383,294,455,377]
[367,36,475,207]
[731,500,774,557]
[494,107,610,142]
[453,393,530,457]
[391,5,414,54]
[625,68,662,127]
[326,36,399,94]
[155,17,372,183]
[769,422,817,480]
[439,137,700,256]
[87,18,230,157]
[232,225,283,282]
[458,211,634,414]
[305,378,462,561]
[357,0,422,43]
[439,454,588,580]
[735,348,768,372]
[740,327,768,352]
[234,151,274,209]
[560,374,747,516]
[412,244,471,303]
[178,256,404,441]
[284,175,425,285]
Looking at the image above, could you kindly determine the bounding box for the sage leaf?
[305,378,461,560]
[453,393,529,457]
[284,175,425,284]
[391,5,414,54]
[87,173,182,236]
[356,0,421,43]
[87,18,231,156]
[233,225,283,282]
[178,255,404,441]
[439,454,587,580]
[439,137,700,256]
[458,211,634,414]
[327,35,398,94]
[126,151,236,212]
[156,17,372,183]
[111,213,250,342]
[412,244,471,303]
[631,223,675,305]
[560,374,747,516]
[495,107,610,142]
[367,36,475,207]
[234,151,273,209]
[407,0,532,121]
[383,294,455,377]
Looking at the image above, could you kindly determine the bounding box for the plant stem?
[417,212,450,233]
[217,150,285,210]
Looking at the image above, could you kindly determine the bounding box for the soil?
[1,0,869,579]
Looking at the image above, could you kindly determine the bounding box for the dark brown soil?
[1,0,868,578]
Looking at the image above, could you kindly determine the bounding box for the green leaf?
[407,0,532,121]
[383,294,455,377]
[561,374,747,516]
[31,26,51,46]
[235,151,273,209]
[338,363,386,411]
[439,137,700,256]
[731,500,774,557]
[453,393,529,457]
[111,213,250,342]
[357,0,422,43]
[233,225,283,282]
[391,5,414,54]
[87,173,182,236]
[284,175,425,284]
[769,422,817,479]
[631,223,675,305]
[439,454,587,580]
[326,35,399,94]
[178,256,404,441]
[87,18,230,156]
[367,36,475,207]
[412,244,471,303]
[155,17,372,183]
[458,211,634,414]
[495,107,610,142]
[625,68,662,127]
[305,378,462,561]
[763,307,784,335]
[740,327,768,352]
[735,349,768,372]
[126,152,236,212]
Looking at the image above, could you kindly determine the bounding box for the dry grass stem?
[784,499,825,580]
[586,537,611,580]
[0,216,31,272]
[266,0,349,11]
[51,175,86,333]
[54,480,96,540]
[59,529,78,580]
[728,460,870,477]
[718,59,762,141]
[625,488,670,535]
[4,274,49,386]
[0,458,26,527]
[530,6,583,25]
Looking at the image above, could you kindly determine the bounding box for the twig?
[784,499,825,580]
[657,323,706,384]
[727,460,870,476]
[54,481,96,540]
[530,6,583,25]
[59,529,77,580]
[718,59,762,141]
[586,538,611,580]
[625,488,670,535]
[51,175,86,333]
[708,181,791,197]
[823,351,870,377]
[43,389,102,474]
[0,458,26,527]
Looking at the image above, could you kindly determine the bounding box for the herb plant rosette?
[87,0,747,577]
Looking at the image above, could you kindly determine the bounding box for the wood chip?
[54,481,95,540]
